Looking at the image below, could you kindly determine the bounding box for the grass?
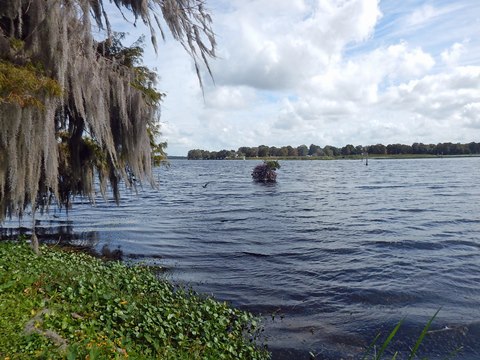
[0,241,269,359]
[361,309,443,360]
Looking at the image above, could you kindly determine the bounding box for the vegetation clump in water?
[0,242,269,359]
[251,161,281,182]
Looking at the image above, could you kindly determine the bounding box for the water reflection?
[0,219,101,254]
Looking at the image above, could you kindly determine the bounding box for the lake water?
[2,158,480,359]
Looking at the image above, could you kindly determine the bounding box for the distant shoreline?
[181,154,480,161]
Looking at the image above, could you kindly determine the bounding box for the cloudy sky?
[117,0,480,155]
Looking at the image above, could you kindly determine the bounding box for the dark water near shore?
[2,158,480,359]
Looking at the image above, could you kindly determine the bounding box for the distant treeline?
[187,142,480,160]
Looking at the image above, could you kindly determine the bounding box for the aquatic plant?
[0,241,270,359]
[252,160,281,182]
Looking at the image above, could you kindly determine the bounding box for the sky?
[112,0,480,156]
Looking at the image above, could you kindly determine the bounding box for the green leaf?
[407,309,441,360]
[376,319,403,360]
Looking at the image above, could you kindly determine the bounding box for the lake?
[2,157,480,359]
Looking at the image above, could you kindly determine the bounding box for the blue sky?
[111,0,480,155]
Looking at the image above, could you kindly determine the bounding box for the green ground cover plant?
[0,242,269,359]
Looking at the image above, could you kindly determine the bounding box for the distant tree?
[247,147,259,158]
[468,142,480,154]
[368,144,387,155]
[188,149,205,160]
[315,148,326,156]
[386,144,411,155]
[269,146,279,157]
[278,146,289,157]
[450,143,469,155]
[237,147,249,157]
[355,145,365,154]
[297,145,309,157]
[386,144,398,154]
[207,151,217,159]
[341,144,356,156]
[258,145,270,157]
[323,145,340,157]
[436,142,451,155]
[308,144,322,156]
[216,149,230,159]
[187,140,480,161]
[286,146,298,157]
[235,146,260,158]
[412,142,426,154]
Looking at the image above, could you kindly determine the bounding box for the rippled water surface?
[3,158,480,359]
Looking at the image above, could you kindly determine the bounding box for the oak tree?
[0,0,215,252]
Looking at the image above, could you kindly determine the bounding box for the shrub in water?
[252,161,280,182]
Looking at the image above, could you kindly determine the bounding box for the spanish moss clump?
[0,0,216,250]
[252,161,281,182]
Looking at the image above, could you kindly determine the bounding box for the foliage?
[0,241,270,359]
[251,161,280,182]
[0,61,62,108]
[148,122,169,167]
[188,141,480,159]
[0,0,216,245]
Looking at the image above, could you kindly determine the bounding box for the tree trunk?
[31,233,41,255]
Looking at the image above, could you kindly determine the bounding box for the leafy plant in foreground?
[0,242,270,359]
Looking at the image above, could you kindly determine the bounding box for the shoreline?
[0,241,270,359]
[184,154,480,161]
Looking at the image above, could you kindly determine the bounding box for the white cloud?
[287,41,435,124]
[205,86,256,110]
[462,103,480,128]
[406,4,443,26]
[211,0,382,90]
[441,42,467,67]
[121,0,480,154]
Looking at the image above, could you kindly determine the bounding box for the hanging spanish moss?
[0,0,216,247]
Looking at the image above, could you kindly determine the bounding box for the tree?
[187,149,204,160]
[286,145,298,157]
[216,149,230,160]
[468,142,480,154]
[251,161,280,182]
[412,142,428,154]
[240,147,258,158]
[308,144,321,156]
[323,145,340,157]
[368,143,387,155]
[297,145,309,157]
[268,146,280,157]
[386,143,411,155]
[0,0,216,253]
[257,145,270,158]
[278,146,289,157]
[341,144,356,156]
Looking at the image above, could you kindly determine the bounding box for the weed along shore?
[0,242,269,359]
